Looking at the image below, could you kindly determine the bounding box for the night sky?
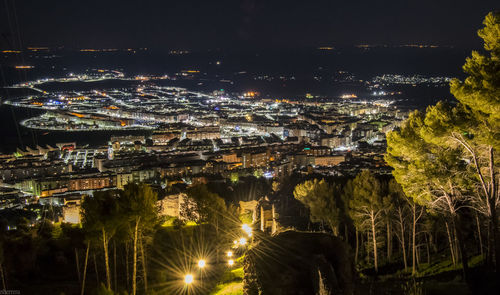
[1,0,498,50]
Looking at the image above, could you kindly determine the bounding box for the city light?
[184,274,194,284]
[0,3,495,295]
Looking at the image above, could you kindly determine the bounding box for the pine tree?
[81,190,121,290]
[347,171,384,272]
[386,109,471,276]
[410,11,500,271]
[293,179,342,235]
[448,12,500,270]
[119,183,159,295]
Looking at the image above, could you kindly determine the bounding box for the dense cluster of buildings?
[0,79,408,228]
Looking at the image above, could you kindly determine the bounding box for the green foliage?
[119,183,158,226]
[385,12,500,277]
[185,185,238,233]
[238,211,253,225]
[293,178,343,234]
[185,185,226,224]
[211,266,244,295]
[385,110,469,210]
[230,172,239,183]
[347,171,384,229]
[384,179,404,212]
[81,190,121,241]
[386,12,500,214]
[450,12,500,122]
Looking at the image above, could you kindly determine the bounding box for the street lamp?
[198,259,206,268]
[228,259,234,266]
[184,274,194,284]
[239,237,247,246]
[227,251,233,257]
[242,224,252,235]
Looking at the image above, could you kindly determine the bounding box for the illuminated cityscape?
[0,1,498,295]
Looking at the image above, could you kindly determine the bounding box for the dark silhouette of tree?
[293,179,343,235]
[347,171,384,272]
[81,190,121,290]
[119,183,158,295]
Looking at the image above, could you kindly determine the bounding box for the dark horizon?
[1,0,498,51]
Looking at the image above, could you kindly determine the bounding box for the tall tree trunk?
[386,222,392,262]
[371,213,378,272]
[132,218,140,295]
[81,241,90,295]
[0,263,6,291]
[75,248,81,283]
[416,244,420,267]
[445,220,456,265]
[412,205,417,274]
[355,229,359,265]
[366,232,370,265]
[475,213,484,257]
[102,229,111,290]
[490,212,500,271]
[454,139,498,272]
[113,241,117,291]
[454,227,460,266]
[344,224,348,242]
[398,210,408,271]
[216,218,220,263]
[486,221,492,266]
[125,241,130,291]
[140,233,148,293]
[429,231,437,253]
[487,146,499,272]
[425,233,431,265]
[93,253,99,284]
[453,214,469,281]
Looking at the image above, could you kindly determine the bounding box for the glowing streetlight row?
[184,259,207,285]
[184,224,253,285]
